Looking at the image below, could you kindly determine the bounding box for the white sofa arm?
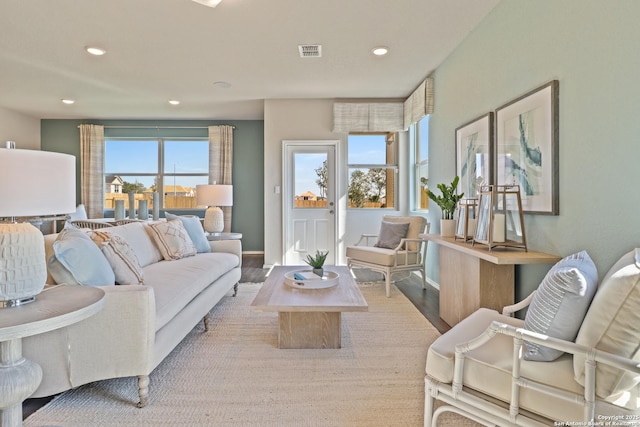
[24,284,156,398]
[209,239,242,267]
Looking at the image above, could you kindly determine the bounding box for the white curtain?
[79,124,105,218]
[208,125,234,231]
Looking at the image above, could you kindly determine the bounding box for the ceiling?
[0,0,500,121]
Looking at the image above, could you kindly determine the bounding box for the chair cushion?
[523,250,598,361]
[346,245,419,267]
[48,227,115,287]
[382,215,426,251]
[374,221,409,249]
[426,308,586,422]
[574,248,640,400]
[165,213,211,254]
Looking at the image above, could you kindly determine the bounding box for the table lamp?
[196,184,233,234]
[0,147,76,308]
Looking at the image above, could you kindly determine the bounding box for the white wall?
[0,107,40,149]
[263,99,414,267]
[427,0,640,300]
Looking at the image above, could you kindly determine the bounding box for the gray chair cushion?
[523,250,598,361]
[374,221,409,249]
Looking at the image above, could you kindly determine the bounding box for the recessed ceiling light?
[213,81,232,89]
[85,46,106,56]
[372,46,389,56]
[192,0,222,7]
[61,99,75,105]
[168,100,180,105]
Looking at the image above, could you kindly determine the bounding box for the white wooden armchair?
[346,215,429,297]
[425,248,640,426]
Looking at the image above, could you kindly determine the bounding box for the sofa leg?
[202,313,211,331]
[233,282,239,297]
[136,375,149,408]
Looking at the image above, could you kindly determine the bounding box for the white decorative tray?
[283,270,339,289]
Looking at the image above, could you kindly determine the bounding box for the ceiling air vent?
[298,44,322,58]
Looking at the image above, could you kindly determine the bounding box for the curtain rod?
[76,125,236,129]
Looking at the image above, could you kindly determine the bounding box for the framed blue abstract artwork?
[455,112,494,199]
[495,80,559,215]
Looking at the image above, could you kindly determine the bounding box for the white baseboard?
[242,251,264,255]
[411,271,439,290]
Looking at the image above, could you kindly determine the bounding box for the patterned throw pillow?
[147,219,197,261]
[523,250,598,361]
[90,231,144,285]
[165,212,211,253]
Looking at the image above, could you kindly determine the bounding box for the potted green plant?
[304,250,329,277]
[426,176,464,237]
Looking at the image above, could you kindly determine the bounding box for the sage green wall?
[427,0,640,300]
[41,119,264,252]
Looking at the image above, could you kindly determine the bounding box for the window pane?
[294,153,327,209]
[348,168,395,209]
[417,162,429,210]
[418,116,429,162]
[164,140,209,174]
[163,176,208,209]
[104,175,155,210]
[105,140,158,173]
[348,134,395,165]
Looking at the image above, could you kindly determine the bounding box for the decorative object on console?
[0,147,76,307]
[426,176,464,237]
[128,192,136,220]
[152,192,160,221]
[114,200,125,220]
[137,199,148,220]
[196,184,233,234]
[495,80,559,215]
[454,198,478,241]
[473,184,527,251]
[304,250,329,277]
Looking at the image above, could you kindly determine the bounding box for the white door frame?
[282,140,339,265]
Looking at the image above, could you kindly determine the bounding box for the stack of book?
[293,271,322,281]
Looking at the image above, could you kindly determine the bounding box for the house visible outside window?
[104,139,209,211]
[414,115,430,210]
[347,133,397,209]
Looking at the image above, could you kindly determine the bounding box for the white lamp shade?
[0,149,76,217]
[196,184,233,207]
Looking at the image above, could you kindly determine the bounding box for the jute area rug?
[25,281,476,427]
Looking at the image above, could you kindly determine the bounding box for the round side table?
[0,285,104,427]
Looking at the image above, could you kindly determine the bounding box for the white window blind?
[403,77,434,129]
[333,102,404,133]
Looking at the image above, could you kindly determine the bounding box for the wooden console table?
[420,234,561,327]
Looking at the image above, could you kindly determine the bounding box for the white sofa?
[22,220,242,407]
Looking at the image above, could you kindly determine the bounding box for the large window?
[414,116,430,210]
[347,132,397,209]
[104,139,209,211]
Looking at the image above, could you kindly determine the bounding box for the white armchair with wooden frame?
[346,215,429,297]
[424,249,640,426]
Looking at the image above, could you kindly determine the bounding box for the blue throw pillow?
[48,227,115,286]
[165,213,211,253]
[523,250,598,361]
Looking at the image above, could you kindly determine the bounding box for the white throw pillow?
[147,219,197,261]
[48,227,115,286]
[523,250,598,361]
[90,231,144,286]
[574,248,640,399]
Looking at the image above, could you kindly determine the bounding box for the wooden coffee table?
[251,266,368,349]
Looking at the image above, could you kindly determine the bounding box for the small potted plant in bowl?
[426,176,464,237]
[304,250,329,278]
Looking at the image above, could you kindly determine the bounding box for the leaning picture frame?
[495,80,559,215]
[455,113,494,199]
